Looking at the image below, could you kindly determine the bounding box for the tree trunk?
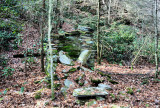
[48,0,54,99]
[25,24,30,73]
[97,0,101,64]
[108,0,111,24]
[154,0,159,78]
[40,0,45,72]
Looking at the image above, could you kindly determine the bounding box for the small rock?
[98,83,112,90]
[60,87,68,96]
[52,55,58,62]
[62,67,77,73]
[64,79,74,88]
[62,69,68,73]
[85,100,97,107]
[78,25,93,33]
[96,96,105,101]
[110,104,121,108]
[86,41,94,44]
[84,80,89,85]
[155,99,160,105]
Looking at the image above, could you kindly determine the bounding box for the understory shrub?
[102,22,137,63]
[0,0,20,19]
[0,31,15,51]
[100,22,158,64]
[80,15,105,30]
[0,0,23,51]
[132,35,158,64]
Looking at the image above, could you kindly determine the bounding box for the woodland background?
[0,0,160,107]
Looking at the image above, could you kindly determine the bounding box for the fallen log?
[13,53,45,58]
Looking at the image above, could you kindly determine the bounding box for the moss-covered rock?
[73,87,108,97]
[77,50,92,65]
[58,44,80,59]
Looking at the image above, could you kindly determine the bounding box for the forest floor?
[0,25,159,108]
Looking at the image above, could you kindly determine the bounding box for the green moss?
[86,100,97,107]
[107,78,119,84]
[65,31,80,36]
[34,92,41,99]
[153,78,160,82]
[141,79,149,85]
[126,88,134,95]
[54,83,61,90]
[98,71,111,79]
[75,74,85,86]
[34,80,40,84]
[45,63,57,75]
[61,74,69,79]
[79,82,84,86]
[61,45,79,57]
[52,50,58,54]
[111,105,121,108]
[45,74,59,83]
[91,78,104,86]
[69,68,77,72]
[75,99,87,105]
[78,30,92,34]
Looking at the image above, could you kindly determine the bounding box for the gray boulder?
[73,87,108,97]
[59,51,74,65]
[77,50,91,65]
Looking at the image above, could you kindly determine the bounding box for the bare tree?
[40,0,45,72]
[154,0,159,78]
[97,0,101,64]
[48,0,54,99]
[108,0,111,24]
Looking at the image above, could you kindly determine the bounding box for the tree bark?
[97,0,101,64]
[25,24,30,73]
[154,0,159,78]
[48,0,54,99]
[40,0,45,72]
[108,0,111,24]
